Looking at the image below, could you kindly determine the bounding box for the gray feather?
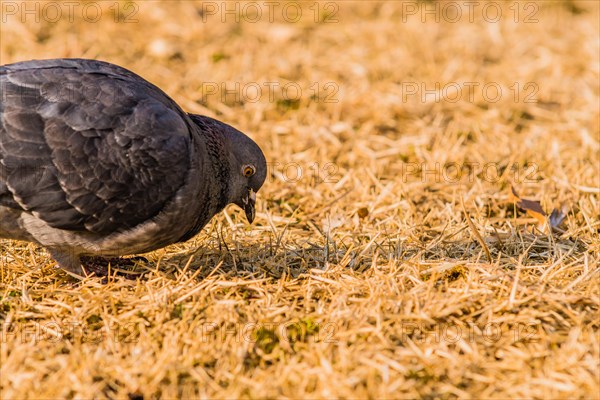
[0,58,266,276]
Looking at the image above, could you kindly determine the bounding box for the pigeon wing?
[0,59,192,234]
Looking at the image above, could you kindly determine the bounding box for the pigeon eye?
[243,164,255,177]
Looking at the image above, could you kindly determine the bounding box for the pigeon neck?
[176,122,231,243]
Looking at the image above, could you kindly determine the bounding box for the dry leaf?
[549,206,568,229]
[509,186,547,226]
[357,207,369,219]
[509,186,568,233]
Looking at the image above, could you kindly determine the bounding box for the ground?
[1,1,599,398]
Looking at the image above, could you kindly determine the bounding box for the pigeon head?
[226,128,267,224]
[189,114,266,223]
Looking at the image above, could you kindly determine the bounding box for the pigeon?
[0,58,266,276]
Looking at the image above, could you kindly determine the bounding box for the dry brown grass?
[1,1,599,398]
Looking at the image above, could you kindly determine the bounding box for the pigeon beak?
[242,188,256,223]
